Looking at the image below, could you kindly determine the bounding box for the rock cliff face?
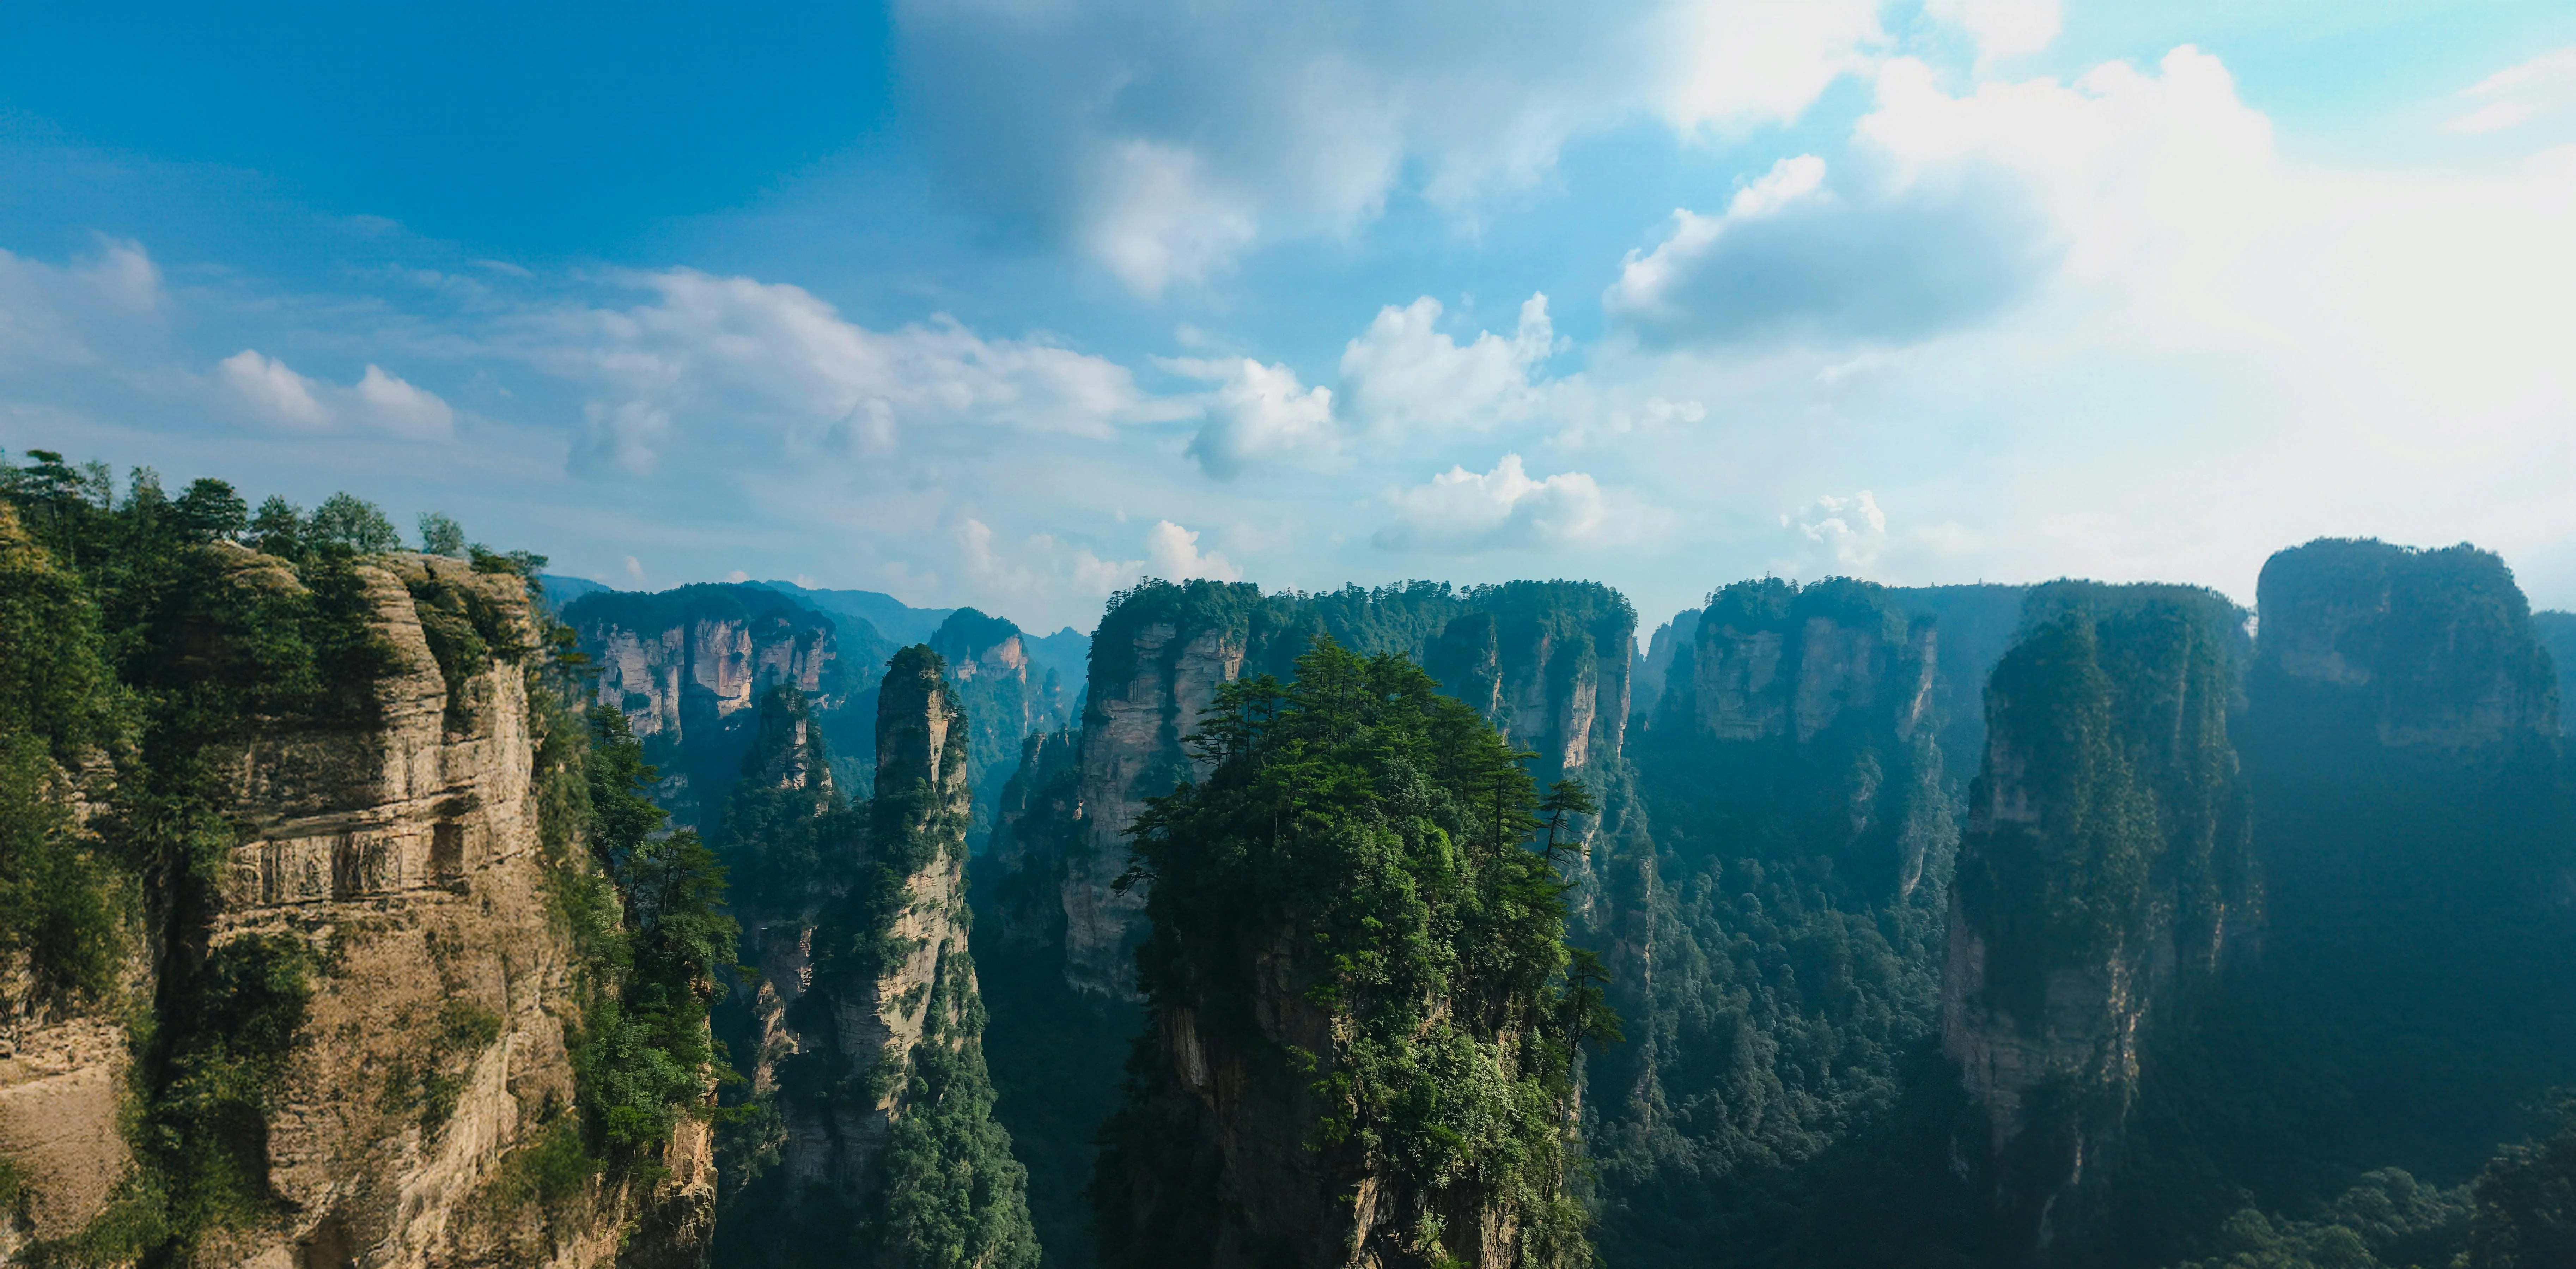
[1088,643,1588,1269]
[0,543,711,1267]
[714,648,1034,1267]
[926,608,1073,833]
[2253,539,2559,750]
[566,585,890,831]
[983,730,1082,956]
[1579,578,1958,1263]
[1643,578,1944,890]
[1051,580,1633,997]
[2213,540,2576,1201]
[243,554,716,1268]
[1941,584,2253,1259]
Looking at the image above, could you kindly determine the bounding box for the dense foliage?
[1590,577,1957,1265]
[1095,639,1608,1268]
[0,447,733,1261]
[567,704,740,1155]
[712,649,1037,1269]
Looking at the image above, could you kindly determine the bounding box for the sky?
[4,0,2574,635]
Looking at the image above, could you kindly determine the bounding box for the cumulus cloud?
[1143,519,1241,581]
[1166,357,1340,478]
[219,350,330,428]
[1783,490,1888,574]
[0,239,165,366]
[549,268,1190,475]
[1374,454,1651,554]
[219,350,455,439]
[2445,47,2576,135]
[1339,294,1557,433]
[895,0,1886,293]
[354,365,457,439]
[953,515,1235,619]
[1923,0,2062,65]
[1605,142,2058,347]
[1606,48,2290,349]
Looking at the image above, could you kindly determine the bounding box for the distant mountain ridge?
[538,574,1093,689]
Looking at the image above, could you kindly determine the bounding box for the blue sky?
[5,0,2575,633]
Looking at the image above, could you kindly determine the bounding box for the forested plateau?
[4,444,2574,1269]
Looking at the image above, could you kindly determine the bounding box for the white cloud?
[219,350,331,428]
[354,365,456,439]
[1780,490,1888,575]
[1338,293,1557,433]
[1923,0,2062,66]
[1605,155,1831,327]
[1168,356,1340,478]
[1374,454,1649,554]
[895,0,1888,292]
[1661,0,1887,134]
[1606,48,2280,348]
[1143,519,1241,581]
[553,269,1187,469]
[1079,142,1263,297]
[0,239,165,366]
[951,515,1238,618]
[219,350,455,438]
[2446,47,2576,135]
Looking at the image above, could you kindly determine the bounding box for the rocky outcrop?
[1886,584,2033,786]
[1941,584,2253,1259]
[1088,644,1586,1269]
[578,586,838,748]
[1631,609,1699,728]
[1049,580,1633,998]
[2253,539,2558,749]
[717,648,1035,1266]
[984,730,1082,955]
[2213,540,2576,1214]
[926,608,1073,831]
[566,585,888,830]
[9,549,712,1268]
[1670,578,1934,746]
[1639,578,1946,897]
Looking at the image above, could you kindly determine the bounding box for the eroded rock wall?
[51,550,718,1269]
[1940,584,2252,1259]
[1052,580,1633,998]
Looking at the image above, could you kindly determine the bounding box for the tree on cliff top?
[1098,637,1610,1269]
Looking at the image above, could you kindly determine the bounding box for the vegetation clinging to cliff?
[1101,638,1608,1267]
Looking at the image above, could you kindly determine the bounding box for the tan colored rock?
[201,553,708,1269]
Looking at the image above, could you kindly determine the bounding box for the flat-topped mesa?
[1941,582,2254,1258]
[2253,538,2560,750]
[1634,577,1947,901]
[1058,579,1633,998]
[1665,577,1936,746]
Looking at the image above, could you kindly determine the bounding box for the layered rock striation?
[566,585,893,830]
[0,529,715,1265]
